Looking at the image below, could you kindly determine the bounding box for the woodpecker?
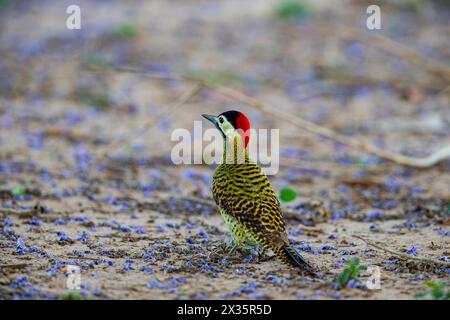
[202,110,312,270]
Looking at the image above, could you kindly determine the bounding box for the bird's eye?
[218,116,224,124]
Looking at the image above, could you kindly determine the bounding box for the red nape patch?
[235,112,251,148]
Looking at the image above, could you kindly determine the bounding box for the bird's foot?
[256,248,266,262]
[226,243,238,258]
[209,241,267,262]
[207,241,226,257]
[208,241,238,257]
[234,244,267,262]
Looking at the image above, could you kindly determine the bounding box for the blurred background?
[1,0,449,163]
[0,0,449,300]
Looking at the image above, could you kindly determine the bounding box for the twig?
[436,84,450,97]
[211,85,450,168]
[353,235,450,267]
[180,195,216,207]
[138,82,203,133]
[112,66,450,168]
[65,256,100,261]
[0,208,37,216]
[337,27,450,82]
[0,208,25,215]
[0,263,30,269]
[44,128,90,143]
[99,82,202,158]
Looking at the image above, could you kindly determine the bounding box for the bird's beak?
[202,114,218,125]
[202,114,225,138]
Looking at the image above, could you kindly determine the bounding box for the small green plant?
[88,93,111,110]
[59,290,86,300]
[0,0,13,7]
[279,187,297,202]
[338,258,367,288]
[11,186,26,196]
[113,23,138,38]
[274,0,311,21]
[84,53,109,70]
[320,64,351,79]
[415,281,449,300]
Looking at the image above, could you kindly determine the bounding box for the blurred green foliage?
[88,94,111,110]
[415,281,449,300]
[113,23,139,38]
[337,258,367,288]
[0,0,13,7]
[74,83,111,110]
[11,186,25,196]
[59,290,86,300]
[274,0,311,21]
[84,53,109,70]
[384,0,424,12]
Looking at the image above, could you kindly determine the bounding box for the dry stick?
[0,263,30,269]
[316,71,441,91]
[337,27,450,82]
[99,82,203,158]
[283,28,446,90]
[436,83,450,98]
[353,235,450,267]
[65,256,100,260]
[211,86,450,168]
[0,208,36,215]
[180,195,216,207]
[0,208,24,215]
[111,66,450,168]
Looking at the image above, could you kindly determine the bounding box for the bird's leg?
[257,247,266,262]
[226,242,238,257]
[210,239,239,257]
[208,240,230,257]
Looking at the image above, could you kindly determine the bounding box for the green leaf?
[355,157,366,168]
[88,94,111,110]
[347,258,360,267]
[414,292,427,299]
[431,290,444,300]
[11,187,25,196]
[425,281,445,290]
[0,0,13,7]
[59,290,86,300]
[84,53,109,70]
[337,258,368,288]
[356,265,368,272]
[113,23,138,38]
[338,269,351,287]
[274,0,311,21]
[279,187,297,202]
[419,281,449,300]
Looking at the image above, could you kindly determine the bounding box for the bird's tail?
[275,245,312,270]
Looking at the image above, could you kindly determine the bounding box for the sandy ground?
[0,0,449,299]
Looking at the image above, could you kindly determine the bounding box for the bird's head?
[202,110,251,148]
